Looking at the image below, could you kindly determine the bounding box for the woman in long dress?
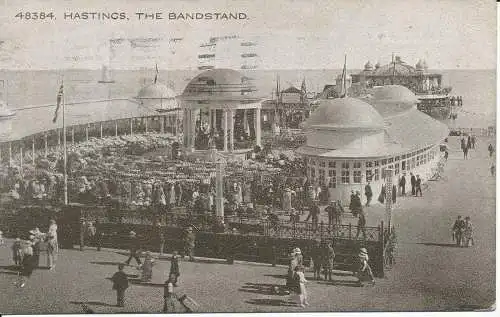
[294,265,309,307]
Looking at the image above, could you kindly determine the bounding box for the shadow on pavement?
[128,278,165,287]
[90,261,126,266]
[70,301,116,308]
[317,280,362,287]
[0,265,19,271]
[245,298,297,307]
[239,282,283,295]
[263,274,287,279]
[417,243,460,248]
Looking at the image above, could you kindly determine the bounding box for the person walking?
[305,202,320,231]
[325,201,336,227]
[364,182,373,206]
[15,241,37,288]
[335,200,343,225]
[182,226,195,262]
[12,238,23,267]
[111,264,129,307]
[354,212,367,240]
[169,251,180,286]
[323,242,335,281]
[410,173,416,196]
[141,251,155,282]
[464,216,474,247]
[415,175,423,197]
[125,231,142,266]
[46,219,58,270]
[452,216,466,247]
[355,248,375,286]
[488,143,494,157]
[294,266,309,307]
[399,174,406,196]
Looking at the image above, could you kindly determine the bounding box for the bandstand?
[180,68,262,157]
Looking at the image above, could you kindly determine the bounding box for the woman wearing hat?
[16,241,37,288]
[355,248,375,286]
[46,220,58,270]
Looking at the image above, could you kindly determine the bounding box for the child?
[111,264,129,307]
[16,241,36,288]
[294,265,309,307]
[141,251,154,282]
[12,238,23,266]
[355,248,375,286]
[169,251,180,286]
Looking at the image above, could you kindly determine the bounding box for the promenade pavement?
[0,136,495,313]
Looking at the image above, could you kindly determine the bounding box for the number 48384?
[14,12,55,20]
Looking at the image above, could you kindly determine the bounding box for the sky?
[0,0,496,70]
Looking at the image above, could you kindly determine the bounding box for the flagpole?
[63,79,68,205]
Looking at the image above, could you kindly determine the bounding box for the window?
[374,168,380,181]
[388,158,394,163]
[416,155,421,166]
[395,156,400,161]
[366,169,373,182]
[374,160,380,167]
[328,170,336,188]
[341,170,350,184]
[401,160,406,171]
[353,170,362,183]
[342,161,350,169]
[381,159,387,165]
[402,154,407,159]
[411,158,416,169]
[319,169,326,184]
[395,163,400,175]
[353,161,361,169]
[366,161,373,168]
[328,161,336,168]
[310,159,316,166]
[319,161,326,168]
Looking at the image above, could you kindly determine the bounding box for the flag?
[52,83,63,123]
[154,63,159,84]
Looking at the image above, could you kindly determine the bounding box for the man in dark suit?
[410,173,416,196]
[399,174,406,196]
[125,231,142,266]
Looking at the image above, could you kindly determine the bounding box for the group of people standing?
[11,219,58,288]
[452,216,474,248]
[460,134,476,159]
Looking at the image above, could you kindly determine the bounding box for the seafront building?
[296,85,449,204]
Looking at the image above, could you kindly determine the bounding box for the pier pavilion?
[296,85,449,204]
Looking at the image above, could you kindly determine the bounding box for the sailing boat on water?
[98,65,115,84]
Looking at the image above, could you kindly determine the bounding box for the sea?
[0,68,496,141]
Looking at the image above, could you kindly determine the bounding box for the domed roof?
[365,85,418,117]
[305,97,384,130]
[181,68,258,101]
[364,61,373,71]
[370,62,417,76]
[137,82,176,99]
[374,62,381,69]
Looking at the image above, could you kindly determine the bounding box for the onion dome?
[364,61,373,71]
[374,62,381,69]
[305,97,384,130]
[181,68,259,103]
[366,85,418,117]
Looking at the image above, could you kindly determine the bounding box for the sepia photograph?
[0,0,496,314]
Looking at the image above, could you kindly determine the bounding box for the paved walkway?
[0,136,495,313]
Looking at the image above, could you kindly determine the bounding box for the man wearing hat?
[125,231,142,266]
[182,227,195,262]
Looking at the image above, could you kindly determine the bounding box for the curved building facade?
[297,85,449,204]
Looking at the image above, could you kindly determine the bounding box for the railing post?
[32,136,35,165]
[100,123,103,139]
[72,127,75,143]
[115,120,118,137]
[130,119,133,135]
[86,125,89,141]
